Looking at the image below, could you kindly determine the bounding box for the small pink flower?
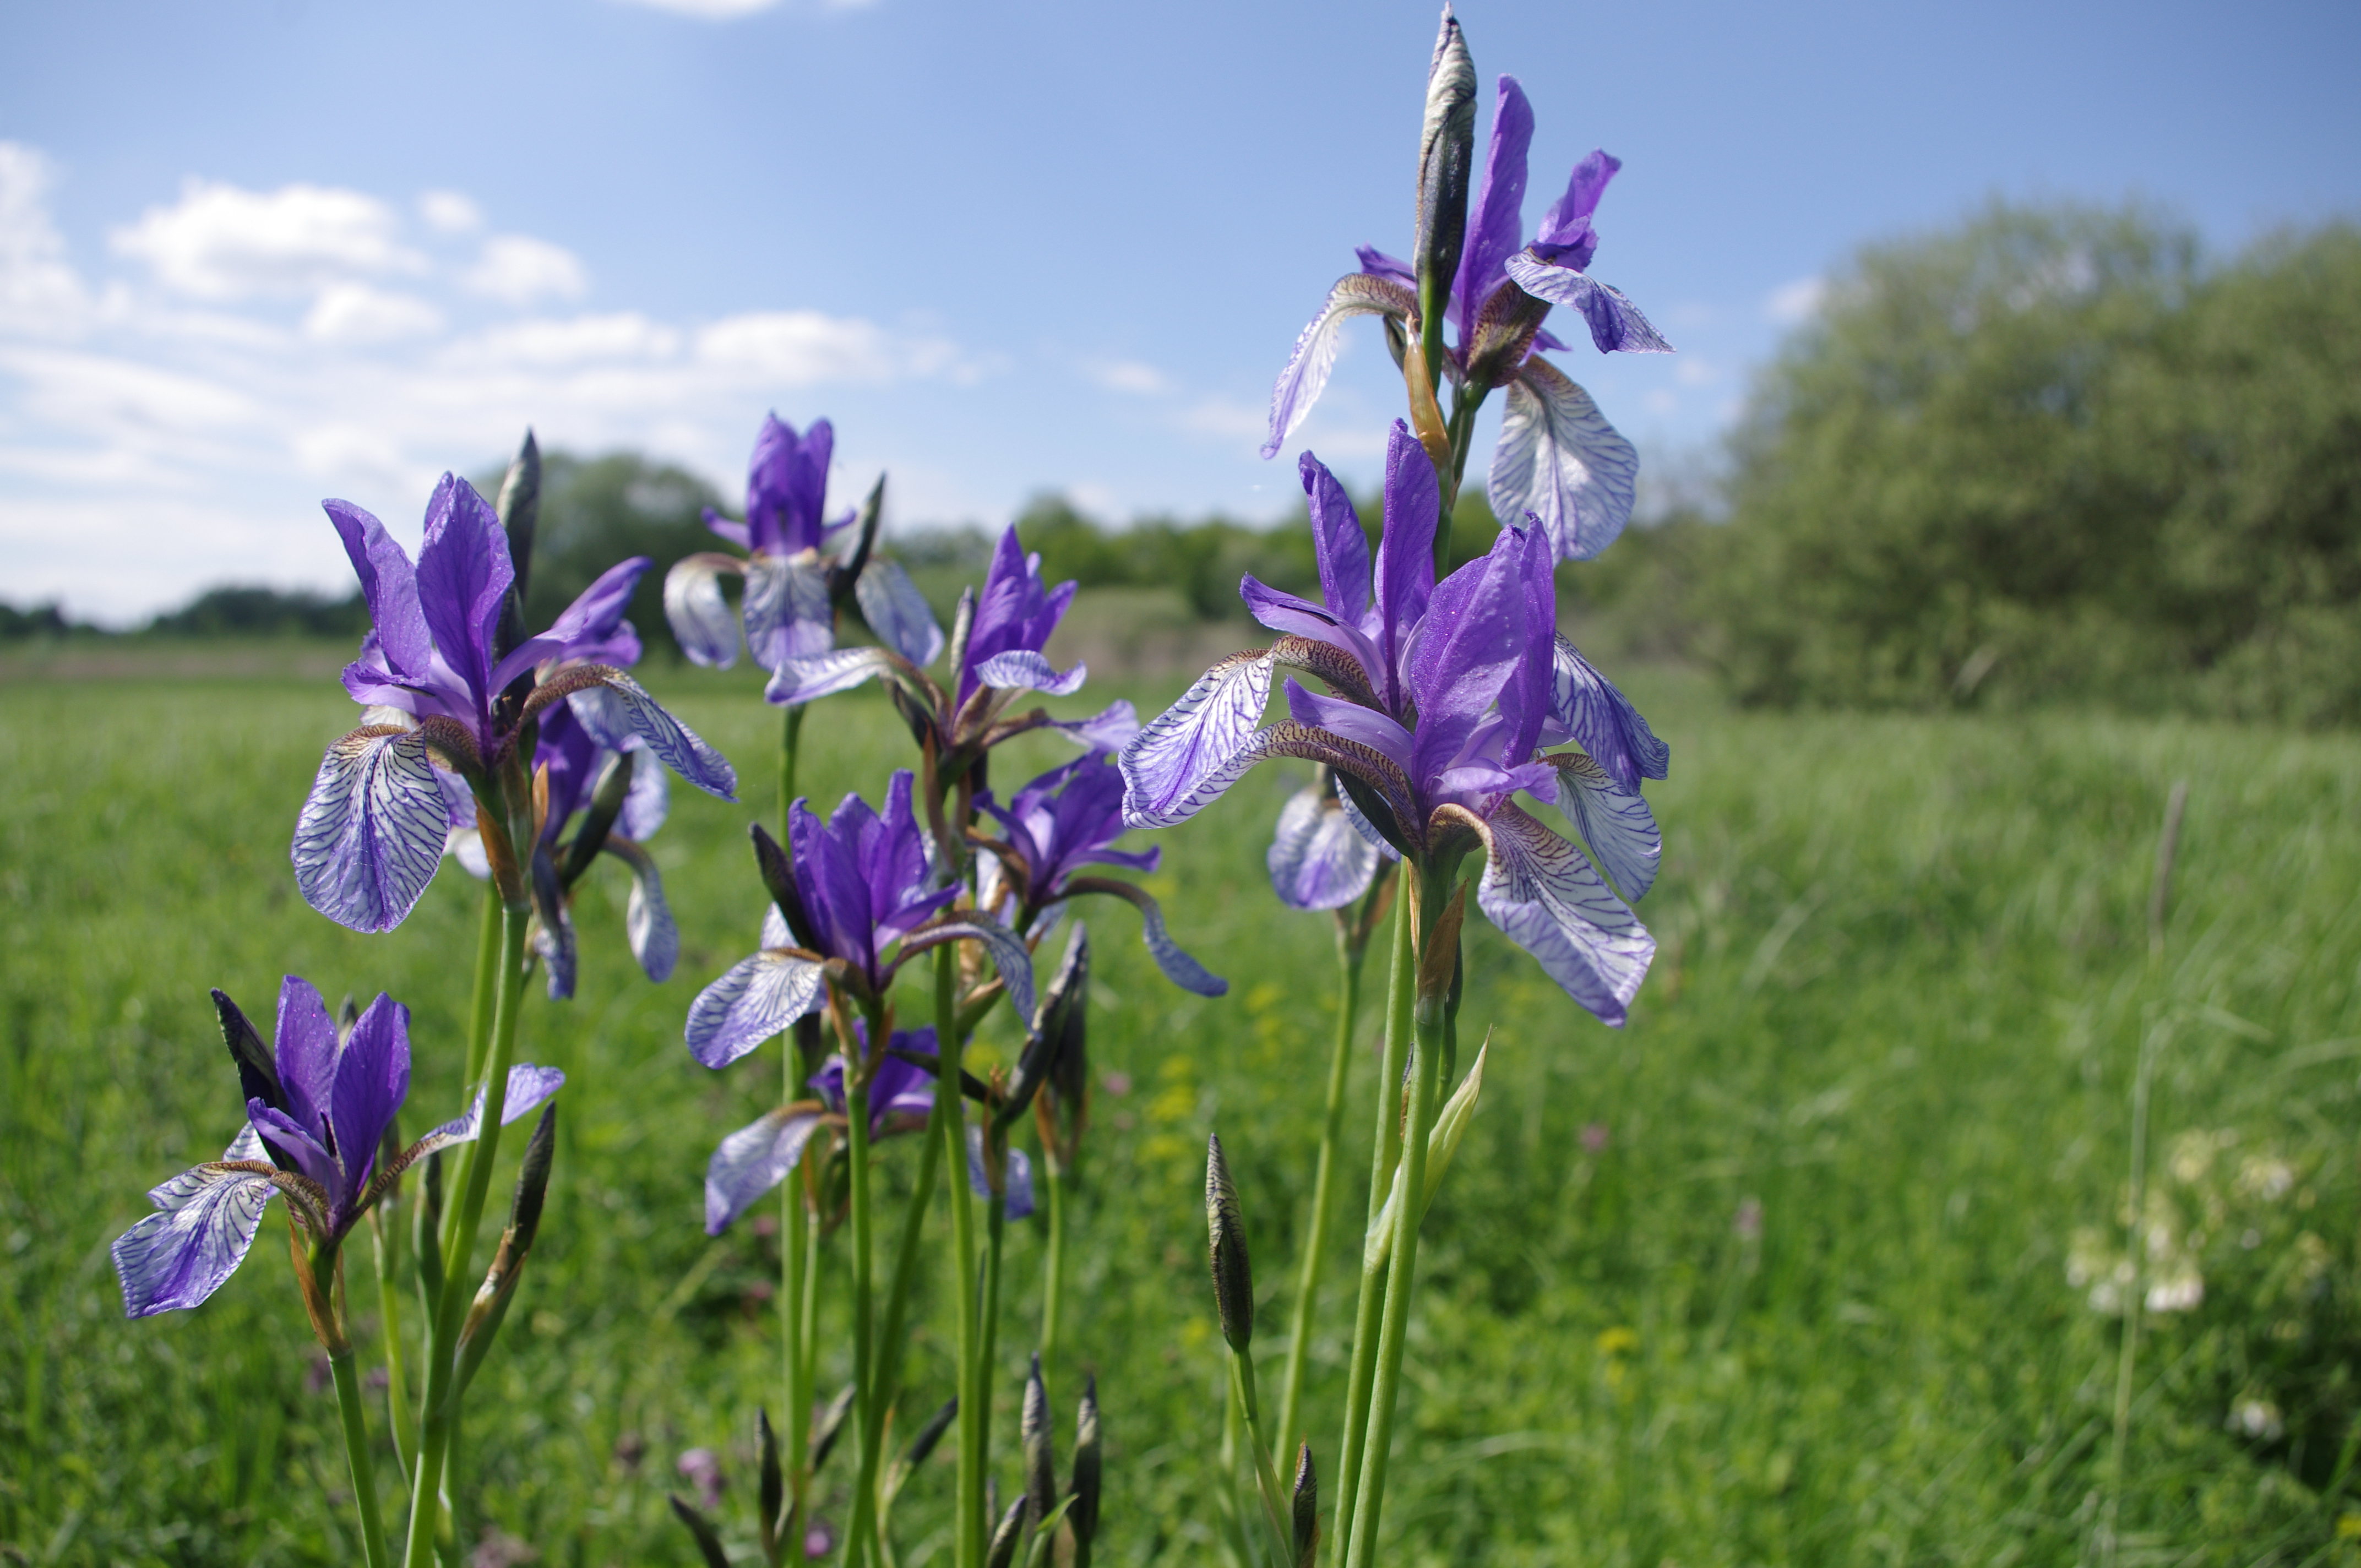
[1579,1123,1610,1155]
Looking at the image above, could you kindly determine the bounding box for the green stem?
[1343,879,1450,1568]
[369,1211,416,1482]
[1227,1350,1292,1566]
[857,1068,949,1567]
[977,1191,1007,1523]
[403,901,531,1568]
[1040,1152,1067,1393]
[1330,892,1413,1554]
[463,887,501,1087]
[784,1064,812,1557]
[330,1345,395,1568]
[842,1071,879,1568]
[938,948,983,1568]
[1275,922,1369,1459]
[781,705,805,842]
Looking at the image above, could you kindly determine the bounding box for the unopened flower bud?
[830,473,886,604]
[1292,1441,1318,1568]
[757,1407,785,1565]
[1070,1374,1102,1556]
[1205,1134,1254,1352]
[748,823,814,949]
[984,1497,1027,1568]
[1413,6,1478,323]
[1022,1353,1056,1527]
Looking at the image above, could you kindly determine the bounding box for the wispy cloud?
[1084,358,1169,395]
[462,234,589,306]
[110,179,426,300]
[1765,275,1825,325]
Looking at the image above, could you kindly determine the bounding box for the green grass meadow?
[4,655,2359,1565]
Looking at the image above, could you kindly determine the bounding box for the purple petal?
[1282,678,1413,771]
[618,748,669,843]
[531,850,578,1001]
[1269,779,1382,912]
[1488,357,1641,563]
[685,951,828,1069]
[1261,274,1419,459]
[411,1064,568,1158]
[413,475,512,713]
[1548,635,1669,794]
[665,553,744,669]
[1046,700,1140,753]
[1503,253,1673,356]
[1118,650,1275,829]
[975,649,1086,699]
[564,673,737,801]
[1454,75,1536,347]
[1548,752,1661,902]
[488,556,653,693]
[248,1101,338,1195]
[896,919,1038,1027]
[853,558,945,668]
[329,994,411,1197]
[744,552,835,671]
[113,1164,279,1317]
[270,974,339,1134]
[1240,576,1384,679]
[1373,423,1438,682]
[1355,246,1416,286]
[324,499,432,681]
[967,1127,1035,1221]
[1299,451,1372,629]
[1474,802,1653,1027]
[767,647,897,706]
[705,1108,824,1236]
[291,727,451,934]
[1079,881,1226,998]
[703,507,752,551]
[1405,527,1537,791]
[1533,150,1620,271]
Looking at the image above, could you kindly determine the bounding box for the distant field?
[3,653,2357,1566]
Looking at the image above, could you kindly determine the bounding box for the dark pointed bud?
[496,429,542,629]
[1413,6,1478,324]
[213,988,290,1151]
[667,1494,732,1568]
[945,586,977,679]
[984,1497,1027,1568]
[1042,922,1091,1114]
[749,823,815,950]
[414,1149,445,1306]
[508,1102,558,1255]
[810,1382,856,1473]
[559,749,635,886]
[1335,769,1414,859]
[831,473,886,605]
[886,679,938,752]
[1069,1374,1102,1555]
[335,994,360,1047]
[1292,1442,1318,1568]
[1206,1134,1254,1352]
[1022,1353,1057,1527]
[758,1407,785,1567]
[905,1396,959,1469]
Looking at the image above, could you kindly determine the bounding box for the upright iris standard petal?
[327,994,411,1199]
[269,974,340,1135]
[487,556,653,693]
[412,475,513,722]
[1472,803,1653,1027]
[1548,634,1670,795]
[1371,423,1440,679]
[664,553,746,669]
[1452,74,1537,345]
[686,950,830,1069]
[896,919,1040,1025]
[1300,452,1373,630]
[292,727,453,934]
[1119,650,1276,829]
[853,558,946,668]
[113,1163,282,1318]
[324,499,433,680]
[1404,525,1537,790]
[705,1108,825,1236]
[1532,149,1619,273]
[1487,359,1641,563]
[1261,274,1419,460]
[563,673,737,801]
[960,530,1080,706]
[1269,775,1381,911]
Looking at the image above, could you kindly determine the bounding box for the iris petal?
[853,558,946,668]
[974,649,1087,699]
[1487,357,1641,563]
[685,951,829,1069]
[1269,780,1382,911]
[1261,273,1419,459]
[113,1164,279,1317]
[1472,802,1653,1027]
[665,553,745,669]
[1547,751,1662,903]
[603,837,680,984]
[1118,650,1275,829]
[1503,253,1673,356]
[705,1108,825,1237]
[767,647,899,706]
[291,726,451,934]
[564,673,738,801]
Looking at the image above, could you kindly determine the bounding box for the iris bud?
[758,1407,785,1567]
[1070,1375,1102,1559]
[1022,1353,1057,1527]
[831,473,886,605]
[1205,1134,1255,1352]
[748,823,815,949]
[1292,1441,1318,1568]
[905,1396,959,1469]
[1413,6,1477,332]
[984,1498,1028,1568]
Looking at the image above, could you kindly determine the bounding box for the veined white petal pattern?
[112,1163,279,1317]
[1261,273,1419,458]
[1546,751,1661,902]
[685,950,828,1069]
[1118,650,1275,829]
[1473,802,1653,1027]
[853,558,946,668]
[1488,357,1640,563]
[291,727,450,934]
[1269,779,1383,911]
[974,649,1086,699]
[565,673,737,801]
[662,553,744,670]
[705,1108,825,1236]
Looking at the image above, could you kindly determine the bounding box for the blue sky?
[2,0,2355,622]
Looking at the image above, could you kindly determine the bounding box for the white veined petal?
[974,649,1086,699]
[705,1108,824,1236]
[1268,781,1383,911]
[766,647,897,706]
[1487,357,1640,563]
[291,727,450,934]
[853,557,946,668]
[565,674,737,801]
[1262,273,1419,458]
[1117,651,1275,829]
[113,1164,279,1317]
[1547,751,1662,902]
[1474,802,1653,1027]
[663,553,744,669]
[684,950,828,1069]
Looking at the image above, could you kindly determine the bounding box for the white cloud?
[110,179,424,299]
[1085,358,1168,395]
[462,235,590,306]
[1765,275,1825,325]
[612,0,875,14]
[303,283,444,346]
[1673,356,1721,389]
[417,190,483,234]
[1173,395,1266,441]
[696,310,958,385]
[448,312,680,368]
[0,143,92,337]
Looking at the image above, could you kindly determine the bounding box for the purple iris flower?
[112,977,564,1317]
[663,413,944,673]
[702,1023,943,1235]
[973,754,1226,997]
[684,770,1040,1071]
[295,473,736,935]
[1119,422,1668,1026]
[764,525,1136,760]
[1262,74,1671,563]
